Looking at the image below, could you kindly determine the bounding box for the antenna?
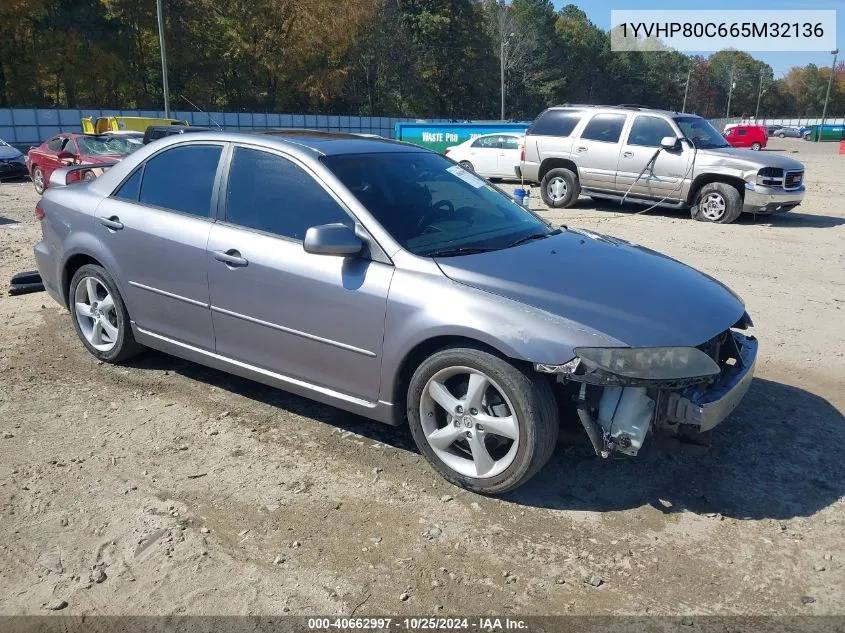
[180,95,223,130]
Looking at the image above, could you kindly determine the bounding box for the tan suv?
[518,105,806,223]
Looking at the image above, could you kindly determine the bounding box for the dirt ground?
[0,137,843,616]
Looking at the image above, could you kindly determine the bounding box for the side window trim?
[115,141,227,219]
[110,163,146,201]
[219,143,360,243]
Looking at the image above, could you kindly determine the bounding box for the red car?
[723,125,767,151]
[27,133,135,194]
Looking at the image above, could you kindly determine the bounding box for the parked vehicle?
[0,138,28,181]
[765,125,780,137]
[519,105,804,223]
[142,125,211,144]
[773,126,804,138]
[27,133,136,194]
[34,130,758,494]
[444,133,524,179]
[724,125,767,150]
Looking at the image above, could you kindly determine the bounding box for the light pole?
[500,32,513,121]
[755,69,765,120]
[725,64,736,119]
[156,0,171,118]
[682,66,692,112]
[820,48,839,136]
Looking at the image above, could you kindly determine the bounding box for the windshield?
[321,152,553,257]
[77,135,133,156]
[0,139,9,147]
[673,117,730,149]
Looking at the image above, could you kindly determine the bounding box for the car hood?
[0,146,23,160]
[435,228,746,348]
[697,146,804,171]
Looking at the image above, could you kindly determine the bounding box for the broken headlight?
[574,346,720,381]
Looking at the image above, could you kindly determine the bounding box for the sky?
[552,0,842,76]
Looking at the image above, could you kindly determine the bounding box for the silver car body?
[521,106,805,215]
[34,130,757,459]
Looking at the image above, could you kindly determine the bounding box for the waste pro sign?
[395,122,530,153]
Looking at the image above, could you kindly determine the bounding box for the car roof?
[158,129,427,156]
[545,104,683,118]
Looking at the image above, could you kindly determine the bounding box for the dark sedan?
[0,138,29,181]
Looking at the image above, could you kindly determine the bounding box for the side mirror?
[660,136,679,150]
[303,223,363,257]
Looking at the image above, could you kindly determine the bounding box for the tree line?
[1,0,842,120]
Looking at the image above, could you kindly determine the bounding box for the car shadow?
[735,212,845,228]
[571,198,845,229]
[125,352,843,521]
[0,216,20,226]
[507,377,845,520]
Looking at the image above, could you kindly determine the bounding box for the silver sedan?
[34,130,757,494]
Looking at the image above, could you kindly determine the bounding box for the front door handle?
[622,151,634,158]
[213,249,248,267]
[576,146,587,153]
[99,216,124,230]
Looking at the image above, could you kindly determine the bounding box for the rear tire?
[751,142,762,151]
[540,167,579,208]
[32,165,45,194]
[691,182,742,224]
[458,160,474,172]
[83,170,96,181]
[407,346,559,495]
[69,264,143,363]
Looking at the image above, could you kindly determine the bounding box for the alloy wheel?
[419,366,519,479]
[700,192,727,221]
[74,277,119,352]
[548,176,568,202]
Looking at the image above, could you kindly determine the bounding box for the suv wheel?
[750,142,762,151]
[540,168,579,208]
[691,183,742,224]
[69,264,143,363]
[407,346,559,495]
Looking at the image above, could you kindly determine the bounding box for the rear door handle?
[622,151,634,158]
[576,146,587,153]
[99,216,124,230]
[213,249,248,267]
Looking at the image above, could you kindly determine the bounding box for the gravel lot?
[0,137,843,616]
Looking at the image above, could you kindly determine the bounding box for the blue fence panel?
[0,110,13,125]
[0,126,13,141]
[223,112,239,127]
[253,113,268,128]
[12,109,36,125]
[238,112,252,127]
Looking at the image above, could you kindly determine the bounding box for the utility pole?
[755,69,764,120]
[500,37,505,120]
[156,0,171,118]
[820,48,839,136]
[682,66,692,113]
[725,63,736,119]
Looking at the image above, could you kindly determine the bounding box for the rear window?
[528,110,582,137]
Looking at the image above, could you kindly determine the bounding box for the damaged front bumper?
[662,333,758,432]
[743,182,804,214]
[539,331,758,456]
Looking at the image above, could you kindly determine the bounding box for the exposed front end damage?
[537,329,758,457]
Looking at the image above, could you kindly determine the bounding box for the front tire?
[407,346,559,495]
[69,264,143,363]
[540,167,579,208]
[458,160,474,172]
[691,182,742,224]
[32,165,45,194]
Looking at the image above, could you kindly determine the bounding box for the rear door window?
[113,168,143,201]
[528,110,582,136]
[501,136,521,150]
[471,136,499,148]
[580,114,627,143]
[138,144,223,217]
[46,137,63,151]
